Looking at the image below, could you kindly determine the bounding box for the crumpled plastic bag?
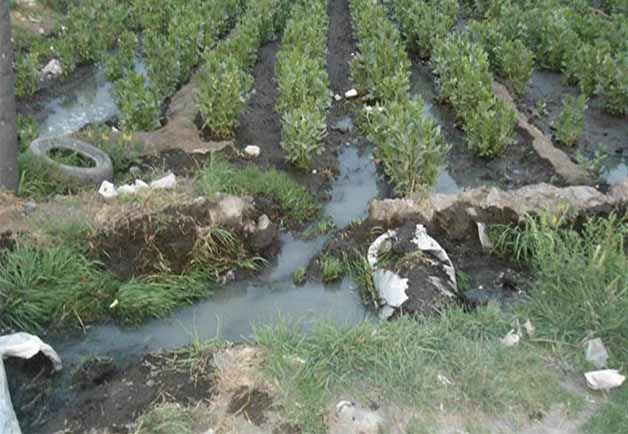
[367,225,457,319]
[585,369,625,391]
[0,333,63,434]
[98,173,176,198]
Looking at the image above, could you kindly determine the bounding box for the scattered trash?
[437,374,453,386]
[98,173,177,198]
[244,145,261,158]
[477,222,494,250]
[344,88,358,99]
[334,94,342,101]
[501,329,521,347]
[0,333,63,434]
[411,225,457,295]
[373,270,409,319]
[585,369,625,391]
[584,338,609,369]
[40,59,63,80]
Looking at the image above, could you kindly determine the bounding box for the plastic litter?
[98,173,177,198]
[344,88,358,99]
[330,400,387,434]
[584,338,609,369]
[0,333,63,434]
[501,329,521,347]
[585,369,625,391]
[477,222,494,250]
[244,145,261,158]
[367,225,457,319]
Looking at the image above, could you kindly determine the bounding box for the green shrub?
[104,31,138,82]
[563,41,611,97]
[365,99,449,194]
[197,56,254,139]
[280,108,327,170]
[114,71,161,131]
[350,8,410,102]
[320,255,345,283]
[465,97,517,158]
[391,0,458,59]
[276,0,330,169]
[554,94,586,147]
[143,30,181,99]
[498,39,534,94]
[598,54,628,117]
[15,52,39,98]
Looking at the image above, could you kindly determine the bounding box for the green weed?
[293,267,306,285]
[320,254,344,283]
[134,403,193,434]
[554,94,586,147]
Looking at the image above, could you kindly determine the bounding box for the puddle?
[602,156,628,186]
[54,278,367,363]
[38,59,146,138]
[325,146,379,227]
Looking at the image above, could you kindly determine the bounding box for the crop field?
[1,0,627,433]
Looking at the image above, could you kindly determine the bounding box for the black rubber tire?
[28,136,114,185]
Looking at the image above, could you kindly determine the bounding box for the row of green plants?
[469,0,627,117]
[113,0,243,131]
[197,0,281,139]
[387,0,517,158]
[430,32,517,158]
[275,0,330,169]
[349,0,449,195]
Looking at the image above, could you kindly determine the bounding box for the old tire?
[28,136,113,185]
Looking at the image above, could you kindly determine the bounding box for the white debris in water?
[98,174,176,198]
[344,88,358,99]
[585,369,625,390]
[244,145,261,158]
[374,270,409,319]
[585,338,609,369]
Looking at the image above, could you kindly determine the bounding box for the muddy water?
[37,59,146,138]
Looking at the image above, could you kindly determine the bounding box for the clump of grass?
[492,213,628,365]
[0,242,116,332]
[554,94,587,146]
[77,125,142,179]
[134,403,193,434]
[320,254,345,283]
[113,273,212,324]
[192,226,266,280]
[584,385,628,434]
[18,152,87,199]
[198,156,319,223]
[346,251,377,308]
[302,217,336,240]
[256,306,572,433]
[293,267,306,285]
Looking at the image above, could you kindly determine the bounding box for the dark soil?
[137,149,211,177]
[234,0,364,202]
[9,349,214,434]
[227,386,274,426]
[410,59,562,190]
[92,199,275,279]
[518,70,628,171]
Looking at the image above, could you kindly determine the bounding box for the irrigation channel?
[26,0,624,365]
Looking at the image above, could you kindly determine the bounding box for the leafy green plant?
[563,41,611,97]
[197,56,254,139]
[293,267,307,285]
[465,97,517,157]
[365,99,449,194]
[104,30,138,82]
[114,71,161,131]
[320,254,344,283]
[280,108,327,170]
[391,0,458,59]
[554,94,586,146]
[598,54,628,117]
[347,251,377,308]
[575,148,608,180]
[350,2,410,102]
[16,114,39,152]
[497,38,534,94]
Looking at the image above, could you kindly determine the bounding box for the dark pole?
[0,0,19,192]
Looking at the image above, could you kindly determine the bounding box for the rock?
[344,88,358,99]
[251,215,278,253]
[208,195,252,227]
[149,173,176,189]
[332,116,354,133]
[334,94,342,101]
[257,214,271,231]
[329,401,388,434]
[40,59,63,80]
[584,338,609,369]
[22,201,37,215]
[244,145,261,158]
